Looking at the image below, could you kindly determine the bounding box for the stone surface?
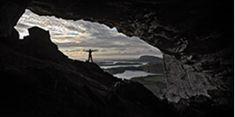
[0,27,176,117]
[23,0,234,104]
[0,0,233,116]
[163,54,215,102]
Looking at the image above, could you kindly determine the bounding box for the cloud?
[15,9,162,60]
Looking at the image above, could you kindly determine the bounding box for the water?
[97,60,161,80]
[99,61,148,69]
[100,64,143,69]
[113,70,156,80]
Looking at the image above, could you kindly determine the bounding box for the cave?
[0,0,233,117]
[14,8,167,99]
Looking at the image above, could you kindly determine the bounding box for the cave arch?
[15,9,163,61]
[0,0,233,103]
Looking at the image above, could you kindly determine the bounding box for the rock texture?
[0,0,233,116]
[0,27,176,117]
[163,54,214,102]
[1,0,232,102]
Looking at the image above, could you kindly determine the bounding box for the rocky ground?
[0,0,233,116]
[0,27,232,117]
[131,74,166,99]
[0,27,178,117]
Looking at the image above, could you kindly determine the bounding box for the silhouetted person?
[84,49,98,62]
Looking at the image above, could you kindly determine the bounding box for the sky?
[15,9,162,61]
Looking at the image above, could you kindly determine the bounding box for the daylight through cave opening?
[15,9,164,80]
[0,1,232,116]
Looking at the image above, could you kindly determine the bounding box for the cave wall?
[0,1,27,37]
[0,0,233,103]
[163,54,215,102]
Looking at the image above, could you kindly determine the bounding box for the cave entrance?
[15,9,164,82]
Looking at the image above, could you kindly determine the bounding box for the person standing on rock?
[84,49,98,62]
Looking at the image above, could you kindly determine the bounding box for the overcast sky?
[15,9,162,61]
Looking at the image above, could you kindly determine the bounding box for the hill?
[138,55,163,63]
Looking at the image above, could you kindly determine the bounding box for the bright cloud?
[15,9,162,61]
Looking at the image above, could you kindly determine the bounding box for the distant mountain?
[100,55,164,75]
[138,55,164,74]
[138,55,163,63]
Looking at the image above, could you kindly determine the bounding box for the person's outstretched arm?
[91,49,98,52]
[83,49,89,52]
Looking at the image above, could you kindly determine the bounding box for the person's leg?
[90,55,93,62]
[88,55,91,62]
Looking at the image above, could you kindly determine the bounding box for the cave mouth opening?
[14,9,164,80]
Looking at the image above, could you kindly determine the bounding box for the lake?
[113,70,156,80]
[97,58,163,80]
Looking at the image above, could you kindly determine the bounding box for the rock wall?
[0,0,233,106]
[0,1,27,37]
[0,26,176,117]
[163,54,215,102]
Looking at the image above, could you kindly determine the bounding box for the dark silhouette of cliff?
[0,0,233,116]
[0,27,177,117]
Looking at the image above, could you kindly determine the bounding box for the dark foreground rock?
[0,26,231,117]
[0,27,178,117]
[0,0,233,104]
[0,0,233,116]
